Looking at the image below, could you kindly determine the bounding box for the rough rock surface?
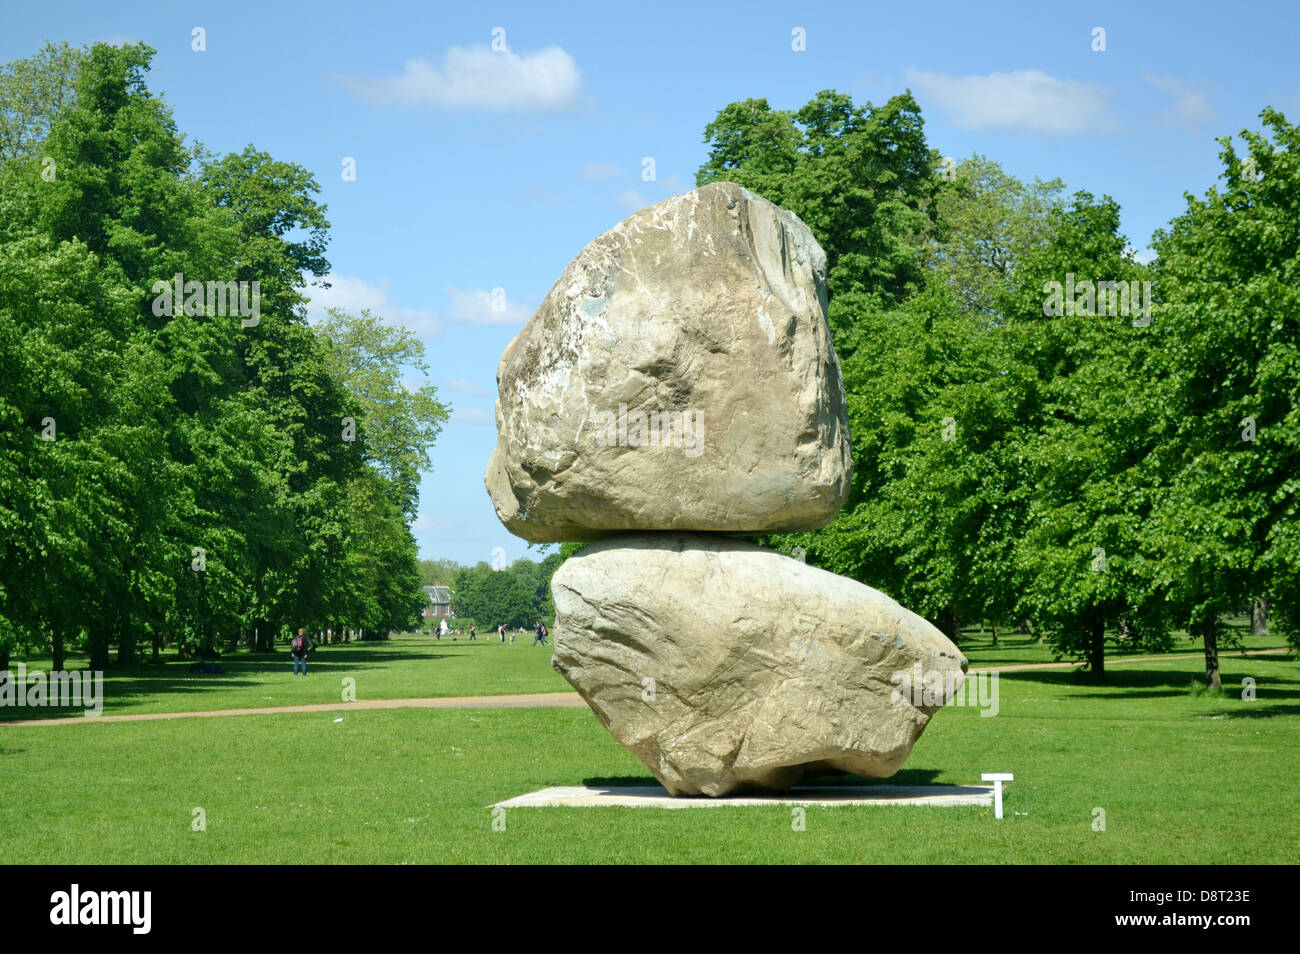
[550,533,967,796]
[485,181,852,542]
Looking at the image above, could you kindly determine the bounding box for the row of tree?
[0,42,448,669]
[696,90,1299,684]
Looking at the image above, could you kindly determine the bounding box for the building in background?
[422,584,455,620]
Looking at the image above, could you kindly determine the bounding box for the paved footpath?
[0,648,1288,728]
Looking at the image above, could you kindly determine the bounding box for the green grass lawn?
[953,614,1277,667]
[1,635,571,721]
[1,643,1297,863]
[4,617,1284,723]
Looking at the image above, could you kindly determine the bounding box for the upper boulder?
[485,181,852,542]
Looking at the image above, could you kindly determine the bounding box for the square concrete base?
[494,783,994,809]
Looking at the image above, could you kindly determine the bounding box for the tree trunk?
[51,627,66,672]
[1086,609,1106,682]
[1251,597,1269,636]
[117,627,137,666]
[1203,615,1221,689]
[88,622,111,672]
[151,632,161,664]
[991,622,999,647]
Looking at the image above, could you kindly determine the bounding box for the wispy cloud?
[445,286,532,326]
[1144,73,1217,130]
[443,377,492,397]
[305,274,443,340]
[904,67,1115,134]
[334,44,581,111]
[616,188,647,211]
[581,162,623,181]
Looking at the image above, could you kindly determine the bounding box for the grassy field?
[1,635,571,721]
[2,617,1280,722]
[2,630,1296,863]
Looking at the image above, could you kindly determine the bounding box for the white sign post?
[981,772,1014,819]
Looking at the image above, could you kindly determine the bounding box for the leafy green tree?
[697,89,938,345]
[1145,108,1300,681]
[926,155,1066,319]
[419,558,464,587]
[316,308,450,519]
[0,40,82,161]
[990,193,1168,679]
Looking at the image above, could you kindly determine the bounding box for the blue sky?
[4,1,1298,566]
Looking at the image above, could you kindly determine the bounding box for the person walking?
[290,628,312,676]
[497,623,505,643]
[438,618,448,641]
[533,620,548,647]
[469,625,477,640]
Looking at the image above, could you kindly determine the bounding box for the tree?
[419,558,464,588]
[998,192,1167,680]
[315,308,450,519]
[697,89,939,345]
[1145,108,1300,681]
[926,155,1066,320]
[0,40,82,161]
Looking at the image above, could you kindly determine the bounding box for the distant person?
[497,623,505,643]
[469,625,477,640]
[438,618,449,641]
[291,628,312,676]
[533,620,548,647]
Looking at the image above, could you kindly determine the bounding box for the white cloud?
[334,44,581,111]
[304,274,443,341]
[445,285,532,326]
[904,67,1115,134]
[1144,74,1217,129]
[616,188,647,211]
[450,405,495,426]
[515,184,567,208]
[582,162,623,181]
[442,377,492,397]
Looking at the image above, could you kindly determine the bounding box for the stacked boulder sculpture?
[486,182,966,796]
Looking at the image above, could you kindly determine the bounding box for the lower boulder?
[550,532,967,796]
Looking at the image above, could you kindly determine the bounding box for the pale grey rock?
[485,181,852,542]
[551,533,967,796]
